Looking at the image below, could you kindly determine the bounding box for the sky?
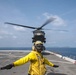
[0,0,76,47]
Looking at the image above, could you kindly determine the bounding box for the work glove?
[53,65,59,68]
[0,64,14,70]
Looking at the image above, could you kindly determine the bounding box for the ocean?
[0,47,76,60]
[47,47,76,60]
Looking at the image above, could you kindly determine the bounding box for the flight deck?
[0,50,76,75]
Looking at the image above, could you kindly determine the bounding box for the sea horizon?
[0,46,76,50]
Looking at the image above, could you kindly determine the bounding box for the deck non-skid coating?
[0,50,76,75]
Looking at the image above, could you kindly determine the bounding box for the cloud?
[12,35,17,39]
[43,13,51,19]
[0,3,27,40]
[13,26,25,31]
[0,29,17,39]
[0,36,3,39]
[43,12,66,26]
[52,15,66,26]
[0,29,13,35]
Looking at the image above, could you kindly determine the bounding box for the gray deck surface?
[0,50,76,75]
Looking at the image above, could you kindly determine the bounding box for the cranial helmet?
[34,41,43,45]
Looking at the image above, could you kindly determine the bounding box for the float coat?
[13,51,54,75]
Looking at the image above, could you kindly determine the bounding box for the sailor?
[0,41,59,75]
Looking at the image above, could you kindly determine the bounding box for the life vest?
[28,51,46,75]
[13,51,54,75]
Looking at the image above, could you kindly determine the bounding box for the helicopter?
[5,17,68,44]
[5,17,56,43]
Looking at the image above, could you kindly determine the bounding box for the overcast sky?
[0,0,76,47]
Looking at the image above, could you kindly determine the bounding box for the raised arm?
[0,52,34,70]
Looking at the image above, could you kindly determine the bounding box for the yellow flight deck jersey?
[13,51,54,75]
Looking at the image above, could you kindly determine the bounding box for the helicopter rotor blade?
[42,28,68,32]
[39,17,56,29]
[5,22,37,29]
